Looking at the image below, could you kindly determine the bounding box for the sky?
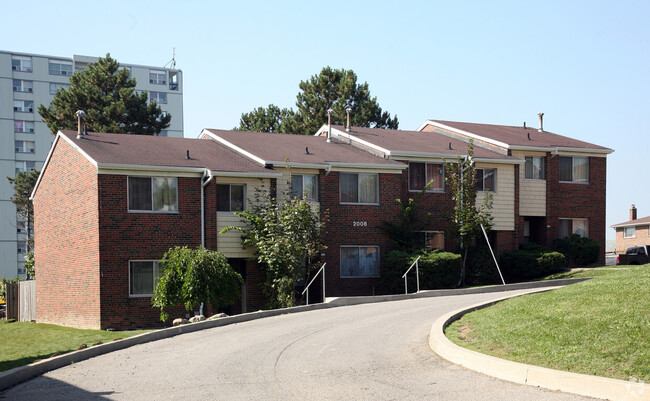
[3,0,649,240]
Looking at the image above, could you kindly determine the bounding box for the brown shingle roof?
[427,120,612,151]
[59,130,273,174]
[611,215,650,228]
[328,125,518,161]
[203,129,404,167]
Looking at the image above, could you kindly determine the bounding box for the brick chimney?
[630,204,637,220]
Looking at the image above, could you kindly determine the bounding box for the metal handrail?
[302,262,326,305]
[402,255,421,294]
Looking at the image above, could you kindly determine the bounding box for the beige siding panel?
[511,150,547,216]
[476,163,514,231]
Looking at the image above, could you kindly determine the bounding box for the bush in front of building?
[551,235,600,267]
[379,249,461,294]
[465,245,502,286]
[499,246,566,281]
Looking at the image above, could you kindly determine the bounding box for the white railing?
[302,263,326,305]
[402,255,421,294]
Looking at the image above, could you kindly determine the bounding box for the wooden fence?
[6,281,35,322]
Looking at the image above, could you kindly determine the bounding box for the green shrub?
[465,245,502,286]
[378,250,415,295]
[552,235,600,267]
[500,248,566,281]
[417,250,462,289]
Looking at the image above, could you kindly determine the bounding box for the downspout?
[201,168,214,248]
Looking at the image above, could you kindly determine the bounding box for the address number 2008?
[353,221,368,227]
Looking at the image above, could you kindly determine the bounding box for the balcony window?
[13,80,33,93]
[291,175,318,201]
[15,140,35,153]
[49,82,70,95]
[169,71,179,90]
[13,100,34,113]
[149,91,168,104]
[14,121,35,133]
[48,60,73,76]
[217,184,245,212]
[409,162,444,191]
[476,168,496,192]
[525,157,545,179]
[12,56,32,72]
[149,70,166,85]
[340,173,379,204]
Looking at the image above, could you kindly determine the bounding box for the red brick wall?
[546,156,607,264]
[97,175,203,329]
[34,137,101,329]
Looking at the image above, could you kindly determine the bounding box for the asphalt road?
[1,289,596,400]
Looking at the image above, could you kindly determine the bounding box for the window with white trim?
[340,173,378,204]
[559,218,589,238]
[409,162,444,191]
[525,156,545,179]
[49,82,70,95]
[291,175,318,201]
[15,161,36,175]
[12,55,32,72]
[48,60,73,76]
[559,157,589,182]
[14,121,35,133]
[623,227,636,238]
[129,261,163,296]
[128,177,178,212]
[340,246,379,278]
[217,184,245,212]
[15,140,35,153]
[149,70,166,85]
[13,100,34,113]
[13,79,33,93]
[149,91,168,104]
[475,168,496,192]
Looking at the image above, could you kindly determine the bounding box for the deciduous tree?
[38,54,170,135]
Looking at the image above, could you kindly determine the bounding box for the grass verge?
[446,265,650,381]
[0,320,150,373]
[537,268,618,280]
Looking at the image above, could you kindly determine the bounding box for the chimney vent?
[523,122,526,128]
[305,147,310,155]
[186,150,190,160]
[631,204,637,220]
[75,110,86,139]
[346,107,352,132]
[527,132,531,140]
[448,142,452,150]
[326,108,333,143]
[538,112,544,132]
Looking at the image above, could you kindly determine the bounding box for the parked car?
[617,245,650,265]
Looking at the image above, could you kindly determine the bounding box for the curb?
[0,278,588,393]
[429,289,650,401]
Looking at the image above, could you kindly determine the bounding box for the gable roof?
[611,215,650,228]
[57,130,275,175]
[201,129,405,171]
[315,125,522,163]
[420,120,613,154]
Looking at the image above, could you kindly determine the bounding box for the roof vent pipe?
[186,150,190,160]
[326,108,333,143]
[538,112,544,132]
[523,122,526,128]
[448,142,452,150]
[346,107,351,132]
[76,110,86,139]
[305,147,310,155]
[527,132,531,140]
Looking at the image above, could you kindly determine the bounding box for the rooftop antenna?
[164,48,176,69]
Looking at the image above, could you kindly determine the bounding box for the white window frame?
[559,156,589,183]
[15,140,35,153]
[408,162,445,192]
[340,245,380,278]
[291,174,318,202]
[13,79,33,93]
[149,70,167,85]
[524,156,545,180]
[340,173,379,205]
[12,56,32,72]
[49,82,70,95]
[128,260,164,297]
[13,100,34,113]
[623,227,636,238]
[15,161,36,175]
[14,121,35,133]
[127,177,179,213]
[476,168,496,192]
[216,184,246,212]
[149,91,168,104]
[48,60,73,76]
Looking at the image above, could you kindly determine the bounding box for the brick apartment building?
[32,118,612,329]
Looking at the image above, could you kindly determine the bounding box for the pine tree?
[38,54,170,135]
[7,169,40,258]
[236,67,398,134]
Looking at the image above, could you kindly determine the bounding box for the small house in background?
[612,205,650,253]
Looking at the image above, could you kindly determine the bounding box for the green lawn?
[446,265,650,381]
[538,268,619,280]
[0,321,150,372]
